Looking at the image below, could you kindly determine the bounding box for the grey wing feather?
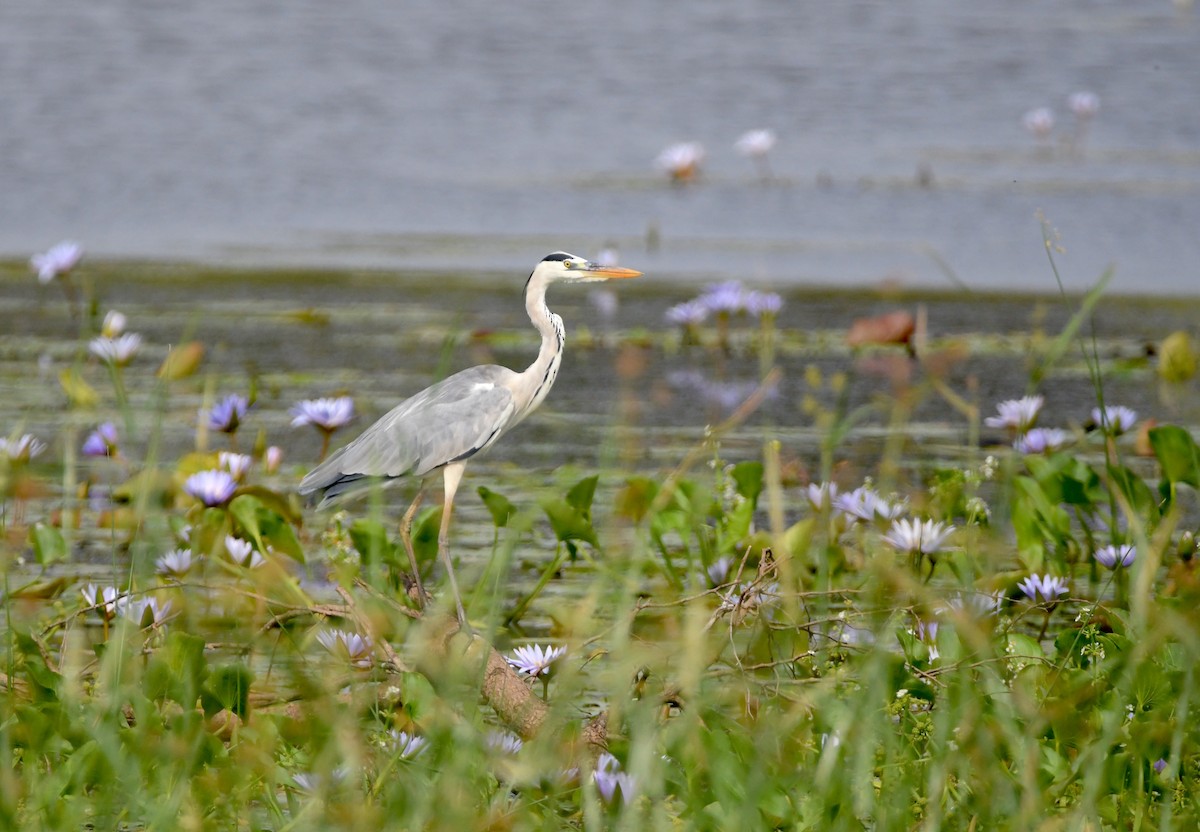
[299,365,516,504]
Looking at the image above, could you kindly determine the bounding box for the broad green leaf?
[349,518,394,566]
[540,497,599,548]
[614,476,658,524]
[28,523,68,566]
[731,461,764,505]
[477,486,515,529]
[146,631,208,708]
[1149,425,1200,488]
[202,663,253,718]
[228,494,266,552]
[565,474,599,514]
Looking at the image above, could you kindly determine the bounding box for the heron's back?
[298,364,519,505]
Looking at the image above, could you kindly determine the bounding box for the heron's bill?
[587,266,642,279]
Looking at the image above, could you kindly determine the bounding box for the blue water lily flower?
[205,395,249,434]
[82,422,119,457]
[183,469,238,507]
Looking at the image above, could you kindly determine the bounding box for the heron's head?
[533,251,642,284]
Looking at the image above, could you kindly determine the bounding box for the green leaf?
[259,507,305,563]
[146,631,208,708]
[1149,425,1200,488]
[730,461,764,505]
[565,475,599,514]
[614,476,658,524]
[477,486,516,529]
[202,663,253,719]
[228,494,266,552]
[540,498,599,548]
[349,518,394,566]
[28,523,68,566]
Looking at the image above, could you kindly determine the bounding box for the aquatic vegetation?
[205,393,250,435]
[2,258,1200,830]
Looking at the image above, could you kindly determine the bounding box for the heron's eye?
[563,260,575,269]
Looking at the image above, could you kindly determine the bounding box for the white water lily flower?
[984,395,1044,432]
[316,628,374,668]
[804,482,839,511]
[1,433,47,462]
[834,486,905,523]
[155,549,195,579]
[218,451,253,480]
[486,730,523,755]
[290,397,355,431]
[30,241,82,283]
[89,333,143,366]
[883,518,955,555]
[101,310,127,338]
[734,128,777,158]
[388,730,429,759]
[224,535,264,568]
[116,596,174,628]
[81,583,121,615]
[1022,107,1055,139]
[1091,405,1137,436]
[506,644,567,677]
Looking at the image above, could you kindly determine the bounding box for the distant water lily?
[506,644,566,677]
[30,241,82,284]
[1091,405,1137,436]
[291,396,355,460]
[734,128,777,179]
[205,394,249,436]
[744,290,783,318]
[1067,91,1100,120]
[183,469,237,507]
[985,395,1044,433]
[1,433,47,463]
[705,556,734,587]
[82,422,120,458]
[655,141,704,182]
[89,333,143,367]
[700,281,748,315]
[1022,107,1055,141]
[1014,427,1069,454]
[664,299,710,328]
[316,628,374,668]
[1095,544,1136,570]
[264,445,284,474]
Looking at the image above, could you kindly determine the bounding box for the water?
[2,1,1199,294]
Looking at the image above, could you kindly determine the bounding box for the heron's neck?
[519,275,565,413]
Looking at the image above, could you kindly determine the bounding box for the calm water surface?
[1,1,1199,293]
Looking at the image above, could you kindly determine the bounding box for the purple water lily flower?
[316,628,374,668]
[290,396,355,431]
[205,395,249,434]
[1018,573,1069,604]
[82,422,119,457]
[183,469,237,507]
[744,290,783,318]
[1091,405,1137,436]
[1014,427,1069,454]
[1094,544,1136,570]
[984,396,1043,433]
[593,753,636,804]
[700,281,747,315]
[664,299,710,327]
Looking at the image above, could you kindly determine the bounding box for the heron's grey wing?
[299,365,517,503]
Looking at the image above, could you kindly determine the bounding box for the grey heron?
[299,252,642,623]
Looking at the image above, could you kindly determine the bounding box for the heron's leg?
[398,484,427,604]
[439,462,469,625]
